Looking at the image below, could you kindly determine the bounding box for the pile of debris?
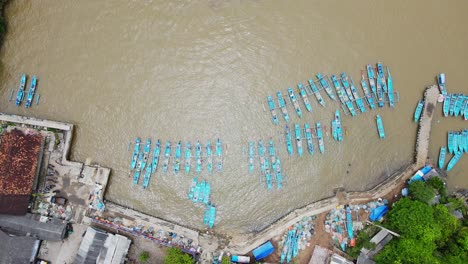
[278,216,316,263]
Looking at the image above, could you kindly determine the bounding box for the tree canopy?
[164,248,193,264]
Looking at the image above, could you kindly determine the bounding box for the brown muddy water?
[0,0,467,235]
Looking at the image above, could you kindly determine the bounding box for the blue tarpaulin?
[369,205,389,221]
[253,241,274,260]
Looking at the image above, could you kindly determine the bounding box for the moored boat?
[386,67,395,107]
[133,152,144,184]
[185,142,192,175]
[162,141,171,174]
[340,73,358,116]
[203,182,211,205]
[275,158,283,190]
[206,141,213,173]
[360,76,376,109]
[267,95,279,125]
[375,74,385,108]
[130,137,141,170]
[141,139,151,171]
[454,95,464,117]
[248,141,255,173]
[349,76,366,113]
[463,100,468,121]
[195,141,202,173]
[297,83,312,112]
[216,138,223,172]
[366,64,377,97]
[268,139,276,169]
[376,115,385,139]
[174,141,182,174]
[448,131,454,154]
[25,75,37,108]
[443,94,450,117]
[449,94,457,116]
[331,120,337,141]
[316,73,336,100]
[15,74,26,106]
[331,74,347,105]
[277,91,290,122]
[335,109,343,142]
[142,163,153,189]
[446,151,463,172]
[308,79,325,107]
[316,122,324,154]
[437,73,447,95]
[265,158,272,190]
[439,146,446,169]
[209,205,216,228]
[188,177,197,200]
[287,88,302,118]
[258,140,266,173]
[414,100,424,122]
[377,63,388,93]
[294,123,303,157]
[151,140,161,174]
[304,123,314,155]
[285,125,293,155]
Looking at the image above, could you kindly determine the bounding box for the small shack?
[358,229,393,264]
[252,241,274,261]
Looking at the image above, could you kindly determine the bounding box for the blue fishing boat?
[437,73,447,95]
[449,94,457,116]
[287,88,302,118]
[377,63,388,93]
[346,207,354,243]
[360,76,376,109]
[248,141,255,173]
[463,130,468,152]
[268,139,277,170]
[198,181,206,203]
[463,100,468,120]
[307,79,326,107]
[141,139,151,171]
[275,158,283,189]
[414,100,424,122]
[297,83,312,112]
[277,91,290,122]
[340,73,358,116]
[316,73,336,100]
[285,125,293,155]
[366,64,377,96]
[206,141,213,173]
[15,74,26,106]
[446,151,463,172]
[439,146,447,169]
[443,94,450,117]
[142,163,153,189]
[193,180,201,202]
[173,141,181,175]
[267,95,279,125]
[376,115,385,139]
[448,132,454,154]
[203,182,211,205]
[133,152,144,184]
[162,141,171,174]
[264,158,272,190]
[209,205,216,228]
[185,142,192,175]
[386,67,395,107]
[304,123,314,155]
[376,75,385,108]
[151,140,161,174]
[188,177,197,200]
[294,123,303,157]
[316,122,324,154]
[195,141,202,173]
[335,109,343,142]
[331,75,347,105]
[216,138,222,172]
[349,76,366,113]
[258,140,266,173]
[454,95,464,117]
[25,75,37,108]
[130,137,141,170]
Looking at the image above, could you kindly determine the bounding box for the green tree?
[408,181,436,204]
[433,205,458,247]
[138,251,150,263]
[427,177,447,202]
[221,256,231,264]
[164,248,193,264]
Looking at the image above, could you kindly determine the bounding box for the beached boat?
[162,141,171,174]
[439,147,446,169]
[360,76,376,109]
[366,64,377,97]
[437,73,447,95]
[316,122,324,154]
[377,63,388,93]
[267,95,279,125]
[277,91,290,122]
[285,125,293,155]
[258,140,266,173]
[25,75,37,108]
[449,94,457,116]
[142,163,153,189]
[335,109,343,142]
[248,141,255,173]
[331,74,347,105]
[287,88,302,118]
[295,123,303,157]
[195,141,202,173]
[185,142,191,175]
[193,180,201,202]
[454,95,464,117]
[414,100,424,122]
[349,76,366,113]
[446,151,463,172]
[188,177,197,200]
[316,73,336,100]
[308,79,326,107]
[216,138,223,172]
[386,67,395,107]
[15,74,26,106]
[264,158,272,190]
[197,181,206,203]
[130,137,141,170]
[304,123,314,155]
[133,152,144,184]
[297,83,312,112]
[448,132,454,154]
[151,140,161,173]
[173,141,181,174]
[268,139,277,170]
[276,158,283,189]
[209,205,216,228]
[206,141,213,173]
[346,207,354,241]
[443,94,451,117]
[376,115,385,139]
[141,139,151,171]
[203,182,211,205]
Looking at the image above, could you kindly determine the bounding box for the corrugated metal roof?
[0,229,40,264]
[0,214,67,241]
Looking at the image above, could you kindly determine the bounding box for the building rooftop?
[0,214,67,241]
[0,229,40,264]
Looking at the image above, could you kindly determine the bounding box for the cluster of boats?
[13,74,39,107]
[280,225,303,263]
[187,179,216,228]
[283,123,325,157]
[130,137,223,188]
[442,93,468,120]
[248,139,284,190]
[266,63,397,124]
[440,130,468,171]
